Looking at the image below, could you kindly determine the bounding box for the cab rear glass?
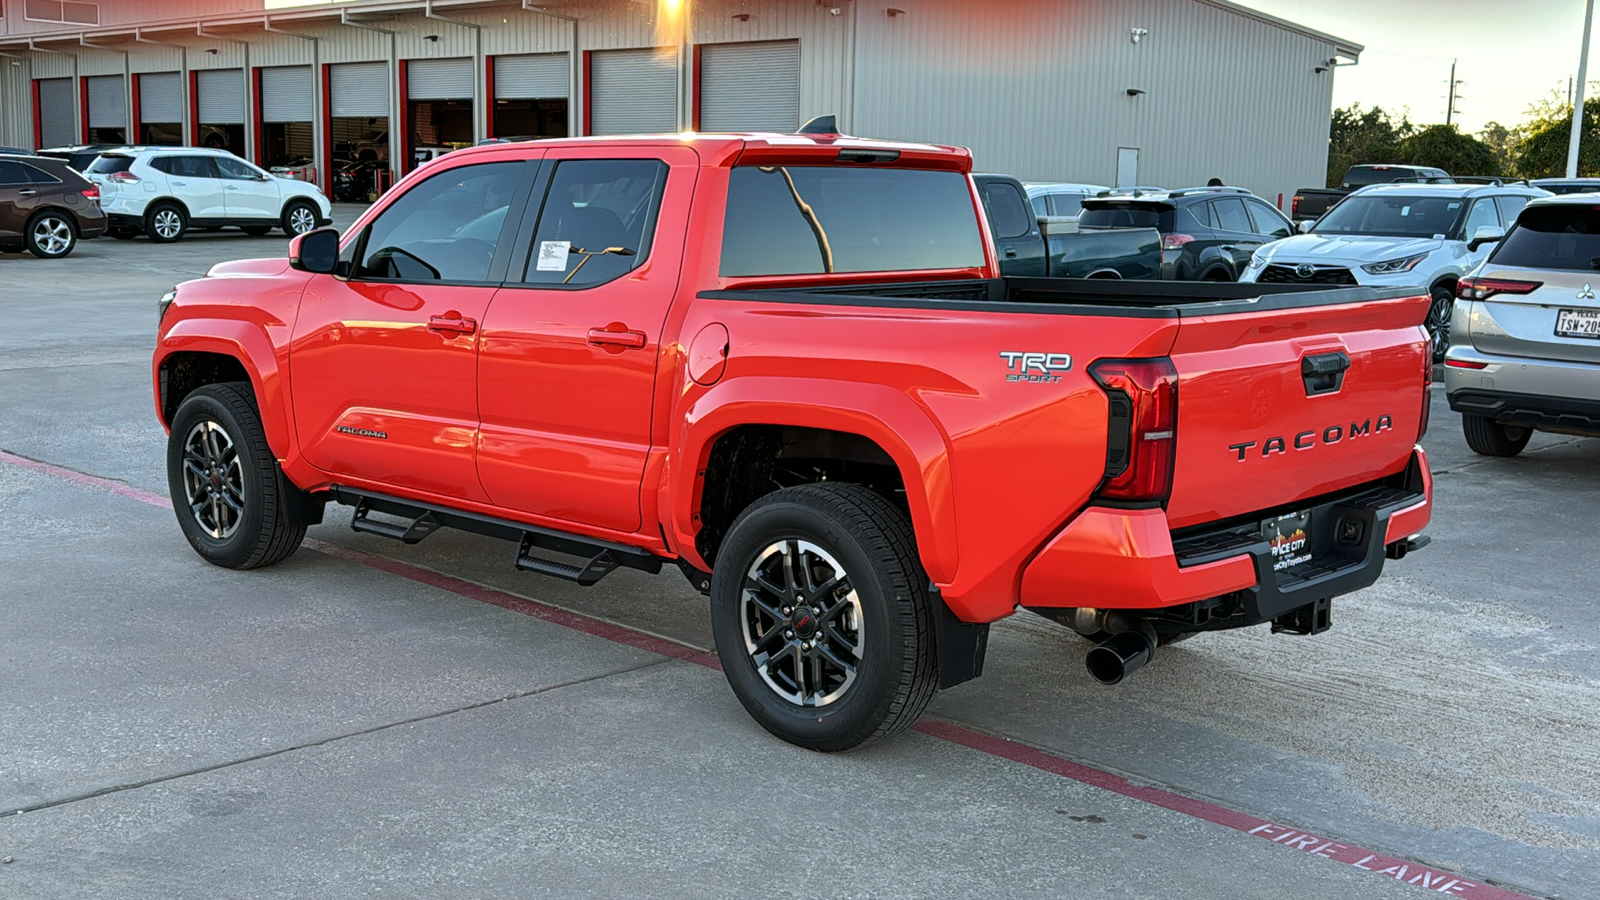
[720,165,985,276]
[1489,205,1600,272]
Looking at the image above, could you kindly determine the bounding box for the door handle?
[587,327,647,350]
[1219,244,1238,252]
[225,185,238,191]
[1004,248,1019,259]
[17,190,36,196]
[427,315,477,335]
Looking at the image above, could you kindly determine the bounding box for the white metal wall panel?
[197,69,245,124]
[129,47,182,74]
[38,79,76,148]
[190,43,246,70]
[408,58,473,100]
[139,72,183,124]
[29,55,74,80]
[699,40,800,133]
[589,48,676,135]
[0,61,33,150]
[851,0,1338,209]
[260,66,314,123]
[494,54,568,99]
[329,62,390,118]
[86,75,127,129]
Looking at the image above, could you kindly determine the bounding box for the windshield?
[1313,195,1466,238]
[1489,205,1600,271]
[720,166,985,276]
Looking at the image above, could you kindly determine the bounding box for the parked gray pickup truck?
[975,174,1160,279]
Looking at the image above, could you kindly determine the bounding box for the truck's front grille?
[1258,264,1357,285]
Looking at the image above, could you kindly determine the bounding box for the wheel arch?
[668,377,958,585]
[147,197,192,220]
[25,205,81,234]
[155,327,292,460]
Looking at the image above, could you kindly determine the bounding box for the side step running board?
[330,487,662,587]
[350,498,442,544]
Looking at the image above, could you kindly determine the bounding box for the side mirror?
[1296,220,1315,234]
[289,227,340,274]
[1467,225,1505,252]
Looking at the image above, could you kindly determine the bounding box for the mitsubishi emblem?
[1580,284,1596,301]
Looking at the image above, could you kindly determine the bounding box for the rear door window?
[1245,199,1292,238]
[522,159,668,286]
[720,165,986,276]
[1489,205,1600,271]
[981,181,1034,239]
[21,164,62,184]
[0,160,29,185]
[1047,193,1085,217]
[1211,197,1253,232]
[1494,195,1530,227]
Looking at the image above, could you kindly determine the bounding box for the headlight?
[1361,253,1428,275]
[1247,251,1267,269]
[158,290,177,328]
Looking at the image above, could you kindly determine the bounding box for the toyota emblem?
[1295,264,1315,279]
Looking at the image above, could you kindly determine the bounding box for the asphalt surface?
[1,208,1596,899]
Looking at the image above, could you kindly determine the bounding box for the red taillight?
[1160,233,1194,252]
[107,171,139,184]
[1292,195,1302,217]
[80,186,99,201]
[1445,359,1489,369]
[1458,277,1542,300]
[1090,358,1178,503]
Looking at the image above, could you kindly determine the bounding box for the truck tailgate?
[1164,290,1430,530]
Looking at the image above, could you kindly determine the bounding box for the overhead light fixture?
[1130,27,1149,44]
[887,8,905,17]
[205,48,219,54]
[732,13,750,21]
[1126,87,1146,97]
[424,34,439,42]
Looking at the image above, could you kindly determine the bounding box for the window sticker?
[536,240,571,272]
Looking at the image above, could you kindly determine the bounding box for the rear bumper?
[108,213,143,231]
[1445,345,1600,434]
[1019,449,1431,623]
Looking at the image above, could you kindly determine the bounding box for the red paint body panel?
[154,134,1434,632]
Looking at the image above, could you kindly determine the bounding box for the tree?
[1398,125,1500,176]
[1511,96,1600,178]
[1325,103,1415,187]
[1478,121,1521,175]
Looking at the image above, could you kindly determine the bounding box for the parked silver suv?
[1445,195,1600,456]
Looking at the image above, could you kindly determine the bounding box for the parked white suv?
[1240,183,1549,360]
[84,147,332,243]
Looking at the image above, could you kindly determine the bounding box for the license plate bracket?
[1555,307,1600,340]
[1262,510,1313,573]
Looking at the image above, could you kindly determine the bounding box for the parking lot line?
[0,447,1541,900]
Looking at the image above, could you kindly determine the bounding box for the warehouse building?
[0,0,1360,206]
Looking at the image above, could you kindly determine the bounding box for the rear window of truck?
[1489,205,1600,271]
[719,166,986,276]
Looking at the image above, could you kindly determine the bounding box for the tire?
[167,382,306,570]
[710,483,938,752]
[146,202,187,243]
[1462,414,1531,457]
[281,200,319,237]
[24,211,76,258]
[1426,286,1455,364]
[241,225,273,236]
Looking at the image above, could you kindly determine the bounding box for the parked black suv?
[1077,186,1294,281]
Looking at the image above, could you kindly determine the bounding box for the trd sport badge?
[1000,351,1072,383]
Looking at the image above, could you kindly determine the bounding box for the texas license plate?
[1262,510,1313,573]
[1556,308,1600,339]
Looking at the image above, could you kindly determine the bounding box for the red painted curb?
[0,450,1537,900]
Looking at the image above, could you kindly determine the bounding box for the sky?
[266,0,1596,135]
[1231,0,1595,133]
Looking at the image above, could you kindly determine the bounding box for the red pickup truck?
[153,132,1433,751]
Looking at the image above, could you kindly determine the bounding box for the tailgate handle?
[1301,351,1350,396]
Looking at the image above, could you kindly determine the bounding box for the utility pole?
[1570,0,1595,178]
[1445,60,1463,126]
